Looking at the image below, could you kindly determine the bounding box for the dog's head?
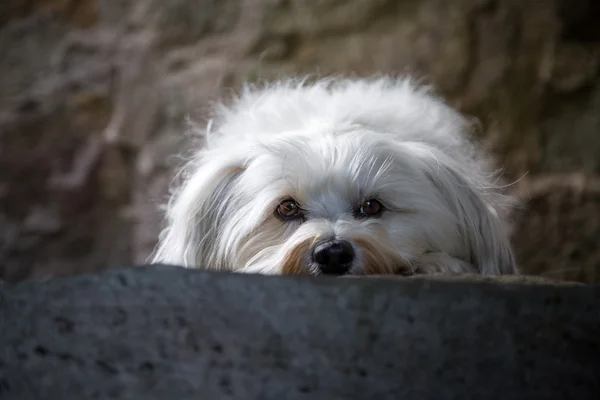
[153,78,516,276]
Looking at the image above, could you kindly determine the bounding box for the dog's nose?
[312,240,355,275]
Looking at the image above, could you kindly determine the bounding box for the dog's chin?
[300,266,414,277]
[280,260,414,277]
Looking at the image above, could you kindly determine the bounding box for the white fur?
[152,77,517,276]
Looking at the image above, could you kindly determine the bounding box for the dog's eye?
[355,199,384,218]
[276,199,303,220]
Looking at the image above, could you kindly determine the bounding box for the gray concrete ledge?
[1,265,599,400]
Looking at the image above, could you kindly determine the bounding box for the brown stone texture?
[0,0,599,283]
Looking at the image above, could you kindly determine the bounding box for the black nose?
[312,240,355,275]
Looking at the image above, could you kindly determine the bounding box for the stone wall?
[1,0,599,282]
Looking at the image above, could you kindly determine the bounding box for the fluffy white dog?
[152,77,517,276]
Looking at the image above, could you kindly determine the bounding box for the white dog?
[152,77,517,276]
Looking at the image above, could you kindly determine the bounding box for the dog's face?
[158,125,513,276]
[234,128,456,276]
[153,78,516,276]
[237,128,419,276]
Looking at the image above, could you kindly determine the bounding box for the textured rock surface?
[0,265,599,400]
[512,174,600,283]
[1,0,600,282]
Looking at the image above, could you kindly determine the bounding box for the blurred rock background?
[0,0,599,283]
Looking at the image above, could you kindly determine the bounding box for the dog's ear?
[414,146,517,275]
[151,157,243,269]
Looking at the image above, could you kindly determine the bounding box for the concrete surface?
[1,265,599,399]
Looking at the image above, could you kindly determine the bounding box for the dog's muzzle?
[311,239,355,275]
